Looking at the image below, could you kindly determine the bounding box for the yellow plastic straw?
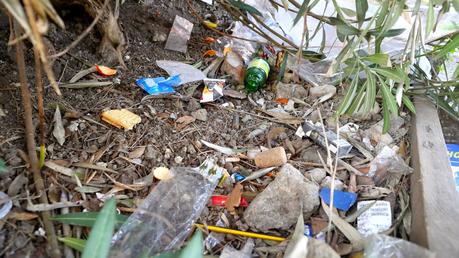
[195,224,286,242]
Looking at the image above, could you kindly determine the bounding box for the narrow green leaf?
[454,63,459,79]
[155,230,203,258]
[413,0,421,15]
[58,237,86,252]
[368,28,405,38]
[435,33,459,59]
[376,0,389,28]
[356,0,368,26]
[402,94,416,114]
[177,230,203,258]
[293,0,310,26]
[426,1,435,37]
[363,71,376,113]
[347,83,366,115]
[228,0,263,17]
[361,53,390,66]
[336,19,360,42]
[378,77,398,116]
[337,75,359,115]
[382,96,391,133]
[341,7,357,17]
[373,67,406,82]
[51,212,127,229]
[377,0,404,40]
[81,198,116,258]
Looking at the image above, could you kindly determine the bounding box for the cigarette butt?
[254,147,287,168]
[195,224,285,242]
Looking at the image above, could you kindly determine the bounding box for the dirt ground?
[0,0,413,257]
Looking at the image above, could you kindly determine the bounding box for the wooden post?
[410,97,459,256]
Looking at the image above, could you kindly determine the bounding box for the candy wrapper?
[136,75,181,95]
[201,79,224,103]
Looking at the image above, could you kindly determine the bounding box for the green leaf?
[356,0,368,26]
[52,212,127,229]
[413,0,421,15]
[336,19,360,42]
[377,0,404,40]
[177,230,203,258]
[435,33,459,59]
[363,71,376,113]
[368,28,405,38]
[81,198,116,258]
[426,1,435,37]
[454,63,459,79]
[378,76,398,116]
[155,230,203,258]
[293,0,310,26]
[402,94,416,114]
[0,159,7,173]
[347,83,366,115]
[58,237,86,252]
[382,95,391,133]
[337,75,359,115]
[341,7,356,17]
[361,53,390,66]
[373,67,406,82]
[454,0,459,12]
[228,0,263,17]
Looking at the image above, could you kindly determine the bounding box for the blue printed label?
[446,144,459,192]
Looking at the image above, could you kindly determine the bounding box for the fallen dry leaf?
[8,212,39,221]
[266,127,286,148]
[128,146,146,159]
[53,106,65,146]
[176,116,195,131]
[225,183,243,214]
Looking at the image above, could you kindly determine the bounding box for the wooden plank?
[410,97,459,256]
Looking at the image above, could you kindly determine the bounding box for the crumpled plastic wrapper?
[364,234,435,258]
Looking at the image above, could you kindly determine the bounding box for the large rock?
[244,164,320,231]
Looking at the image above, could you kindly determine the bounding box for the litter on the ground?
[0,191,12,219]
[100,109,141,131]
[357,200,392,236]
[136,75,181,95]
[156,60,206,85]
[95,65,117,76]
[200,79,224,103]
[320,188,358,212]
[165,15,193,53]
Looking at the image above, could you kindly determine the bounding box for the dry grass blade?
[322,201,364,251]
[45,161,74,177]
[23,0,61,95]
[69,66,97,83]
[72,162,118,174]
[2,0,31,36]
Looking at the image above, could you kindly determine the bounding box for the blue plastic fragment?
[304,224,313,237]
[232,173,245,182]
[319,188,357,211]
[136,74,181,95]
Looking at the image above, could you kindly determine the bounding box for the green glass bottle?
[244,58,270,92]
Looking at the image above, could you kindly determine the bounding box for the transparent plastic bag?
[110,160,223,258]
[364,234,436,258]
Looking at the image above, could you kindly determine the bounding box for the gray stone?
[307,168,326,184]
[145,145,157,160]
[192,109,208,122]
[243,164,320,231]
[187,98,201,112]
[309,85,336,100]
[275,82,308,100]
[152,31,168,42]
[320,176,345,191]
